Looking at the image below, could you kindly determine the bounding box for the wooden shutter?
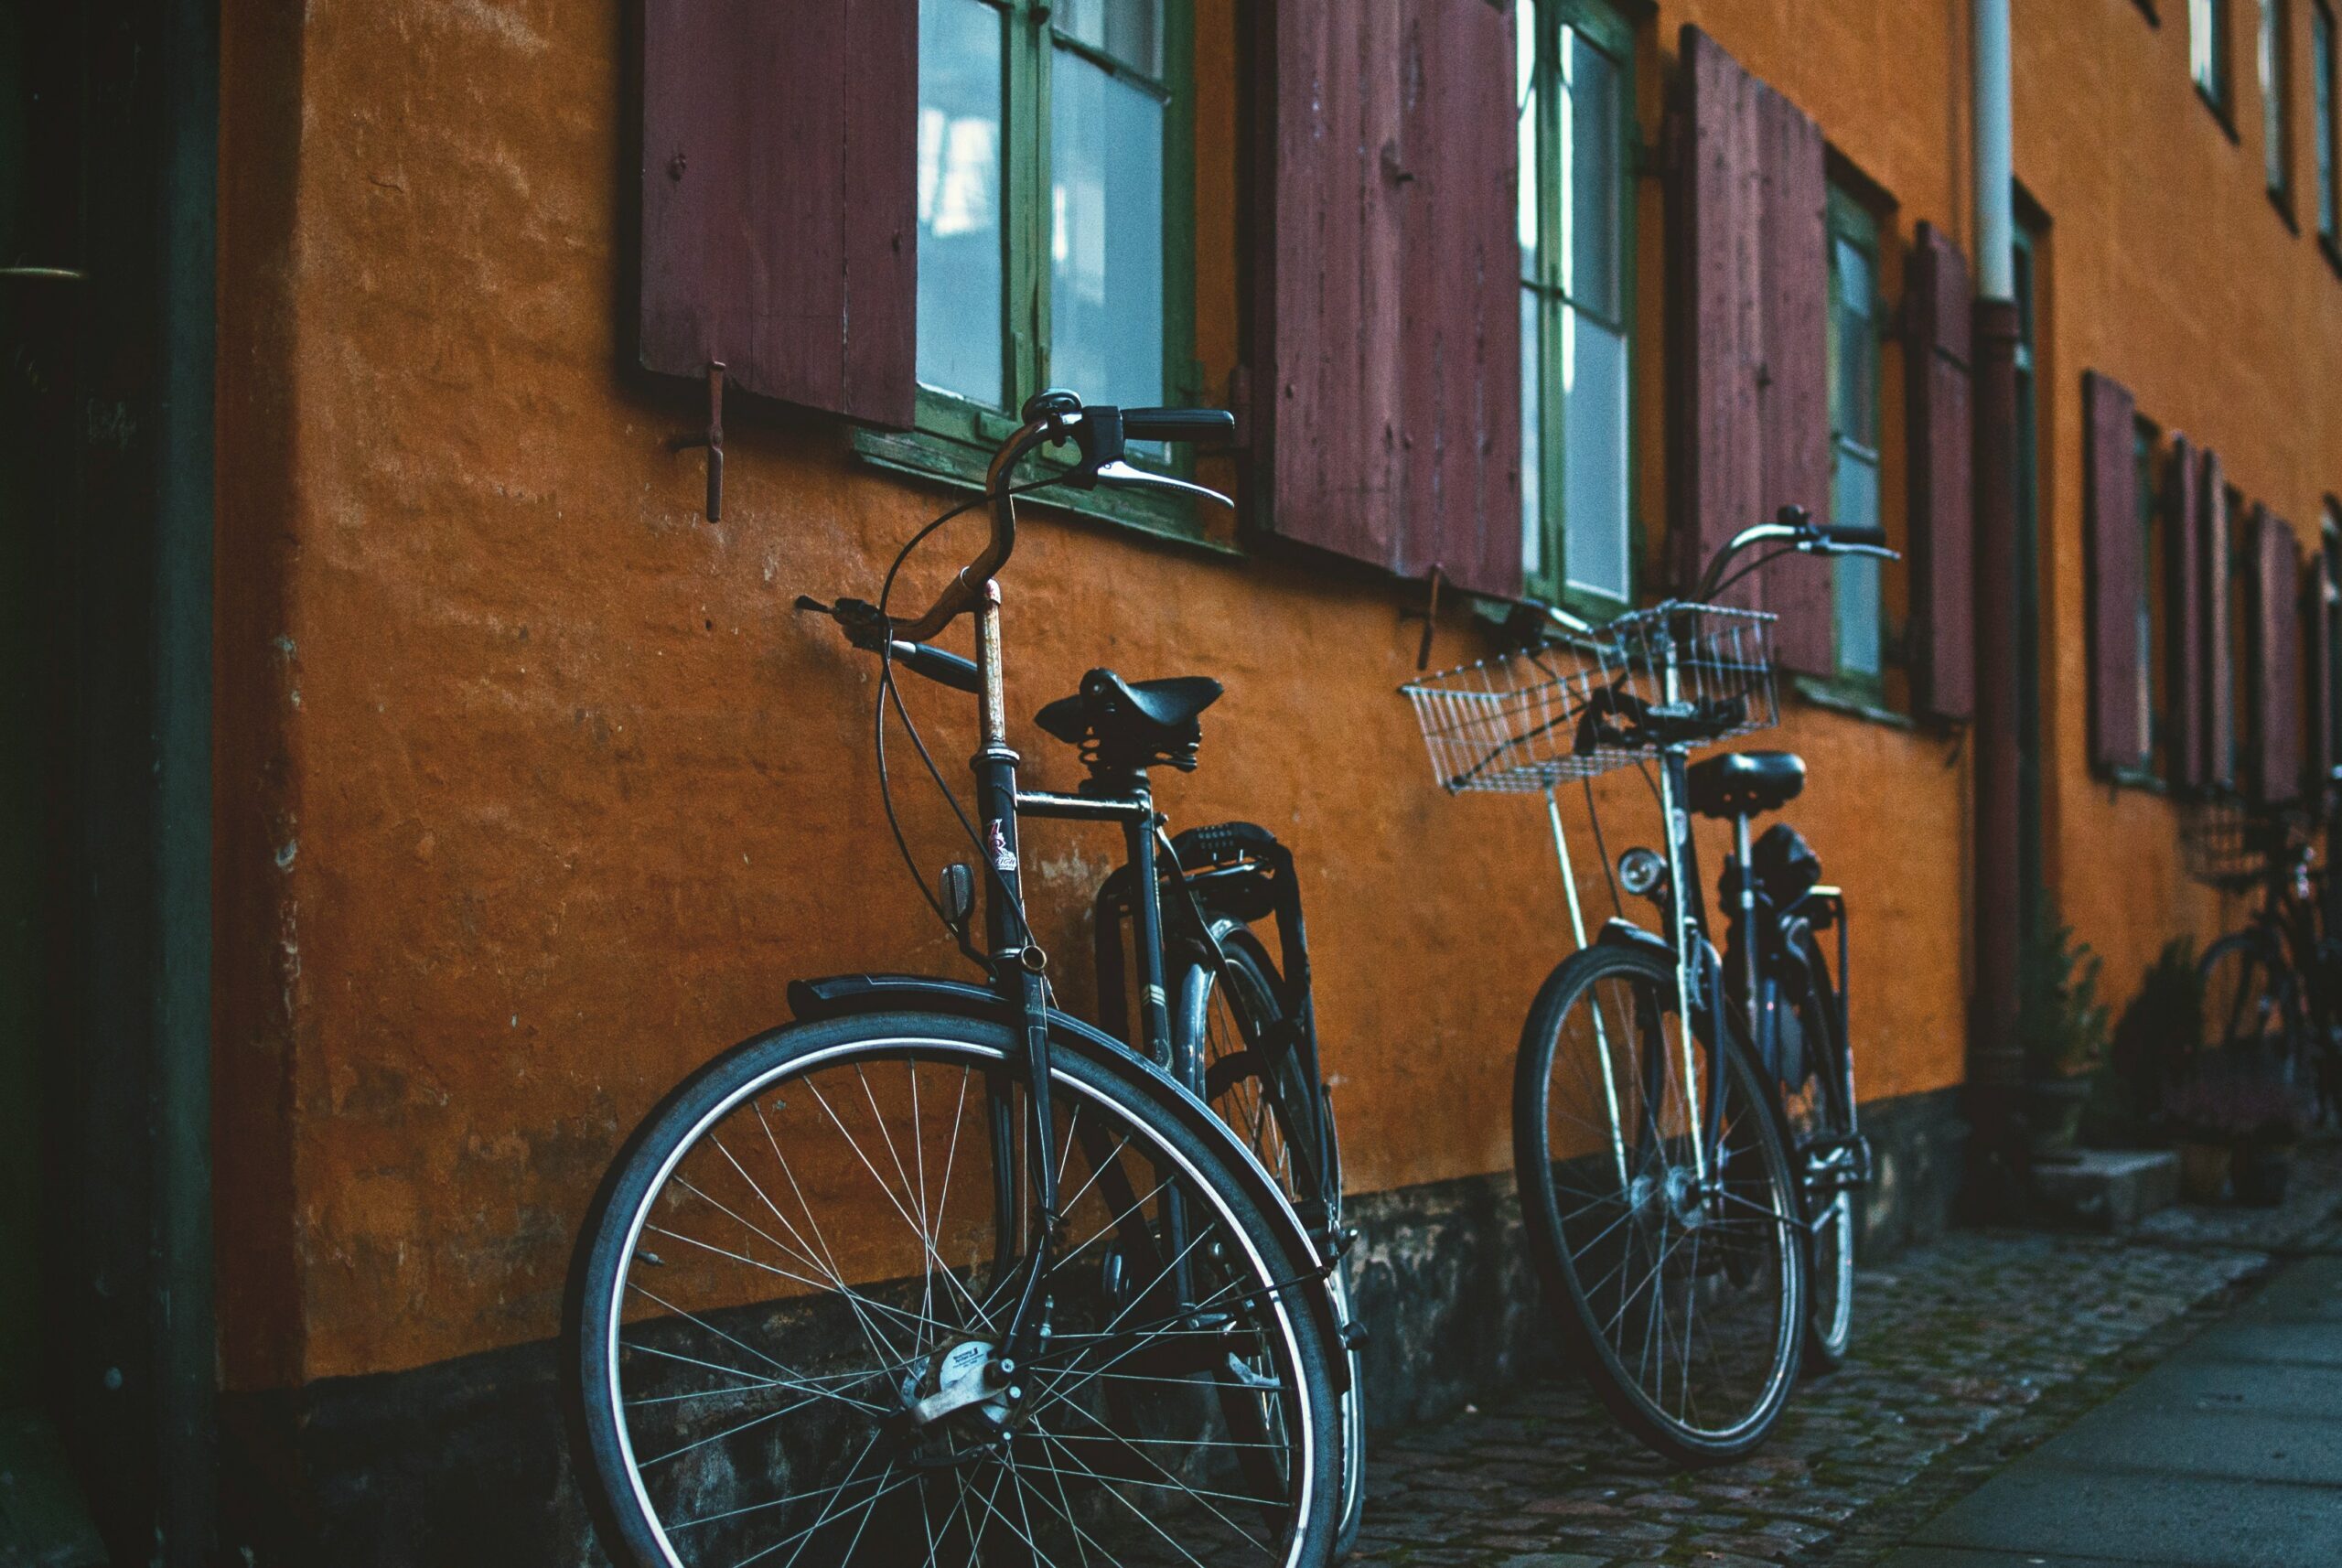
[1906,222,1973,720]
[2083,372,2143,770]
[2250,510,2304,803]
[2306,549,2337,794]
[2201,451,2235,789]
[639,0,918,426]
[2166,435,2206,790]
[1252,0,1521,596]
[1671,25,1832,672]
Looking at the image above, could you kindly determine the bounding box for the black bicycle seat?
[1037,669,1223,772]
[1687,750,1807,820]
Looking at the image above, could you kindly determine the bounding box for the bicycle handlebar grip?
[1120,407,1237,445]
[1821,523,1889,548]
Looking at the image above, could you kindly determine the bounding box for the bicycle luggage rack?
[2180,791,2295,893]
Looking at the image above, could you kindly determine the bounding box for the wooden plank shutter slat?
[639,0,917,425]
[1906,222,1974,720]
[2201,451,2235,789]
[2251,510,2304,803]
[1253,0,1520,597]
[2307,550,2337,794]
[1674,26,1768,613]
[2083,372,2144,770]
[1756,85,1833,675]
[1672,25,1832,671]
[2166,435,2206,790]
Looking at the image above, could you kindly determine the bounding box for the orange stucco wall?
[212,0,2340,1390]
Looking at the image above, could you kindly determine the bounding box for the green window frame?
[2197,0,2234,118]
[2317,1,2339,244]
[860,0,1209,547]
[2266,0,2294,209]
[1518,0,1638,617]
[1825,184,1885,693]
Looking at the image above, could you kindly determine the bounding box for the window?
[1826,185,1884,687]
[2324,506,2342,751]
[2266,0,2294,205]
[1519,0,1636,612]
[909,0,1195,506]
[2135,418,2168,775]
[2228,481,2252,784]
[2317,2,2339,242]
[2197,0,2233,115]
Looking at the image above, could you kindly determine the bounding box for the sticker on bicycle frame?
[987,821,1018,872]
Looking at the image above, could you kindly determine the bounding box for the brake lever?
[1093,459,1235,510]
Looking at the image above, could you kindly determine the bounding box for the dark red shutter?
[639,0,917,426]
[1252,0,1521,596]
[2201,451,2235,789]
[2166,435,2206,789]
[2083,372,2143,770]
[1672,26,1832,671]
[1906,222,1973,720]
[2306,550,2337,794]
[2251,510,2304,803]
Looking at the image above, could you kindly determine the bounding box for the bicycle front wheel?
[1513,941,1806,1463]
[1182,920,1365,1559]
[565,1010,1342,1568]
[2197,930,2306,1079]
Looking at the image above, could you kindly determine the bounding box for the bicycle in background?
[1403,507,1894,1462]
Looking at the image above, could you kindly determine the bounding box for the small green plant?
[2086,937,2203,1144]
[2017,896,2111,1082]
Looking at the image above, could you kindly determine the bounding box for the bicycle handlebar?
[1692,505,1899,605]
[885,391,1235,643]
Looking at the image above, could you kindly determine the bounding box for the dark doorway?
[1,5,215,1563]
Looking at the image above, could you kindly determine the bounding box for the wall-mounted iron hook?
[1399,564,1445,671]
[667,360,725,521]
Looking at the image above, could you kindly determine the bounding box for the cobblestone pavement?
[1350,1148,2342,1568]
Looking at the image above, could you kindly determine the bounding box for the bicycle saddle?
[1037,669,1224,773]
[1687,750,1807,820]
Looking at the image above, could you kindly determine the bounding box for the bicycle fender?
[1595,917,1672,960]
[787,972,1349,1380]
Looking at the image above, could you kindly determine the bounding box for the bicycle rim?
[1774,961,1855,1369]
[1186,925,1366,1558]
[573,1024,1332,1568]
[2198,933,2304,1079]
[1516,944,1805,1459]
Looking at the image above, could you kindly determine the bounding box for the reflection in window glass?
[1521,290,1544,579]
[1563,310,1630,599]
[2135,421,2165,771]
[2195,0,2228,106]
[2317,3,2338,238]
[1827,193,1882,682]
[1832,461,1883,679]
[1048,41,1165,410]
[2265,0,2291,199]
[1057,0,1162,76]
[916,0,1004,404]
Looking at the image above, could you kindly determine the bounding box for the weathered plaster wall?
[213,0,2331,1394]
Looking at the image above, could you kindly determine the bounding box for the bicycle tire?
[1776,930,1855,1372]
[1513,941,1806,1464]
[1180,920,1366,1560]
[2197,929,2307,1079]
[564,1009,1342,1568]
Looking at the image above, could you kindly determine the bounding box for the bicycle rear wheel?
[1182,919,1365,1559]
[1513,942,1806,1464]
[565,1010,1341,1568]
[2197,930,2306,1079]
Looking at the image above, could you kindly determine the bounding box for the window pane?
[1057,0,1162,77]
[2136,425,2162,768]
[1831,235,1876,448]
[1049,48,1165,409]
[2319,5,2337,236]
[1521,287,1544,579]
[2265,0,2289,195]
[1832,451,1882,676]
[1561,27,1622,322]
[1518,8,1539,279]
[2195,0,2225,102]
[1563,308,1630,602]
[917,0,1005,405]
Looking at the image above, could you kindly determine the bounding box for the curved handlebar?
[1692,504,1900,605]
[888,392,1234,642]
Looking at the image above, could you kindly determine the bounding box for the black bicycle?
[1405,507,1889,1463]
[564,392,1351,1568]
[2191,794,2342,1115]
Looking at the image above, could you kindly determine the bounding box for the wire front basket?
[2180,793,2295,891]
[1401,603,1779,794]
